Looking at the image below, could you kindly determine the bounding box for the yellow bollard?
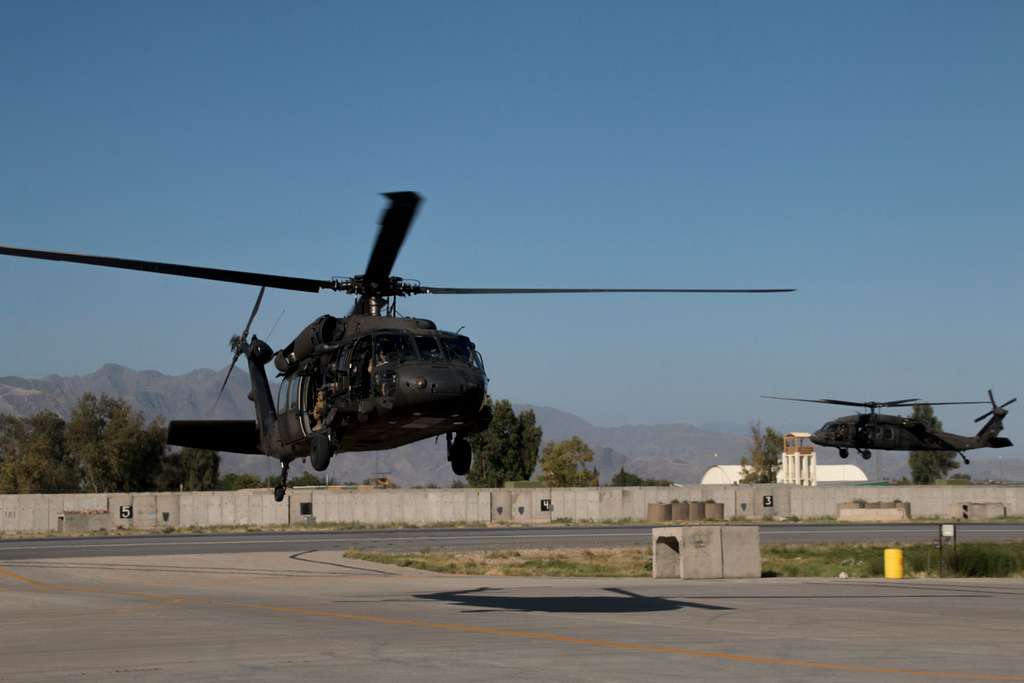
[884,548,904,579]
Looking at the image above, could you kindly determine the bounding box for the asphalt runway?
[1,549,1023,681]
[2,523,1023,561]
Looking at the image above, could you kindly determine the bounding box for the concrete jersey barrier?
[1,484,1023,534]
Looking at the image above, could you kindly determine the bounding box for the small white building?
[701,465,746,485]
[699,432,867,486]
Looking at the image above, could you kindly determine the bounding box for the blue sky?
[1,2,1021,437]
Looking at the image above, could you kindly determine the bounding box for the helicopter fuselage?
[810,412,1010,454]
[267,314,491,457]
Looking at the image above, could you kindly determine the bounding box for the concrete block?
[491,490,512,523]
[511,491,532,524]
[734,487,755,519]
[621,488,644,520]
[705,502,725,521]
[953,502,1006,520]
[753,485,788,519]
[652,528,682,578]
[1,496,17,532]
[132,495,158,529]
[652,527,720,578]
[837,504,909,522]
[721,526,761,578]
[575,489,600,521]
[62,494,107,513]
[597,488,623,520]
[60,512,110,533]
[679,526,723,579]
[156,494,179,528]
[290,489,315,524]
[647,503,671,522]
[108,494,133,529]
[532,488,554,523]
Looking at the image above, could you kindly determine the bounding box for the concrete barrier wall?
[2,484,1023,534]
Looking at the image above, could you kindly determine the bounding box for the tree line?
[0,394,219,494]
[0,394,612,494]
[4,394,959,493]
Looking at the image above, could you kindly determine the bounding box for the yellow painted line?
[2,565,1022,681]
[0,565,50,589]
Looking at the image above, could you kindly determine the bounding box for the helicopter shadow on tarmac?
[413,586,732,614]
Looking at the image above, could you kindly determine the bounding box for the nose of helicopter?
[397,363,487,414]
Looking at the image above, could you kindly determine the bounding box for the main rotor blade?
[761,396,880,407]
[420,287,796,294]
[763,395,986,410]
[0,245,335,293]
[362,192,421,287]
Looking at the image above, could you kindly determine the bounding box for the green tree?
[611,466,643,486]
[66,394,166,493]
[539,436,599,487]
[908,404,959,484]
[740,422,783,484]
[467,400,543,487]
[158,448,220,491]
[217,472,264,490]
[0,412,80,493]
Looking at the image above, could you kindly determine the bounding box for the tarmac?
[2,548,1023,681]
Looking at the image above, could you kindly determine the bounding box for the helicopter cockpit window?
[441,336,474,365]
[414,335,446,362]
[374,333,416,364]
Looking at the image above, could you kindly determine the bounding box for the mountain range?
[1,364,1019,484]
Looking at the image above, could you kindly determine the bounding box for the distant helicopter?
[1,192,794,501]
[763,391,1015,464]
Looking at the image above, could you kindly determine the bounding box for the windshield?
[414,335,446,362]
[374,333,417,364]
[442,336,474,364]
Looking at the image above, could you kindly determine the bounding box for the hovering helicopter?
[763,391,1015,464]
[1,192,794,502]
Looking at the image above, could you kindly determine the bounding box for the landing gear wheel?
[860,449,872,460]
[447,433,472,476]
[274,485,285,502]
[310,433,332,472]
[838,448,849,459]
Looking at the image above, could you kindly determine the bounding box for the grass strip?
[346,542,1024,578]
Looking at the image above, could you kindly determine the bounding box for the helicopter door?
[335,342,353,395]
[351,336,373,399]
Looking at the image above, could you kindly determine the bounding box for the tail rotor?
[216,287,266,406]
[974,389,1017,423]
